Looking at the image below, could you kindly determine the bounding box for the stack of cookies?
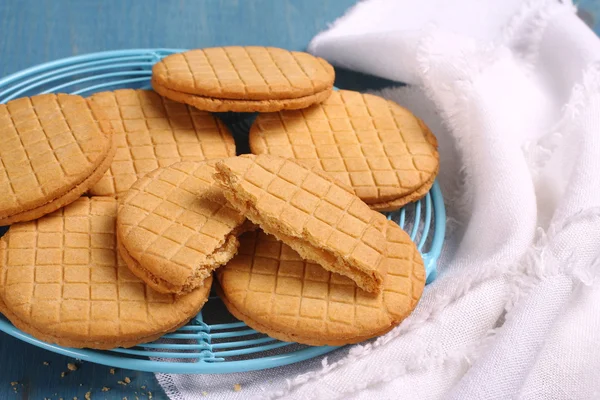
[0,46,439,349]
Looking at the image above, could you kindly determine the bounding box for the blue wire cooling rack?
[0,49,446,374]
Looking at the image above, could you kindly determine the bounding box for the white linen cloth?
[157,1,600,398]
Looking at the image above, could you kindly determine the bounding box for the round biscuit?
[249,90,439,209]
[152,78,332,113]
[0,93,114,224]
[152,46,335,101]
[217,223,425,346]
[0,197,211,349]
[117,161,249,294]
[87,89,236,198]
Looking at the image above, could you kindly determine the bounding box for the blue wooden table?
[1,0,599,399]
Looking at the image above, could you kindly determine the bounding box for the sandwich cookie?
[249,90,439,211]
[88,89,235,197]
[213,154,388,293]
[152,47,335,112]
[217,223,425,346]
[0,94,115,225]
[117,161,250,294]
[0,197,211,349]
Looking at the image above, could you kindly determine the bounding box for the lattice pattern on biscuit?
[88,89,235,197]
[0,197,206,340]
[218,226,424,337]
[217,155,387,282]
[250,90,439,204]
[152,47,334,100]
[0,94,111,216]
[118,161,246,287]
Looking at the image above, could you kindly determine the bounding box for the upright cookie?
[118,161,250,294]
[217,223,425,346]
[0,94,115,225]
[87,89,235,197]
[0,197,211,349]
[152,47,335,112]
[214,154,387,293]
[249,90,439,211]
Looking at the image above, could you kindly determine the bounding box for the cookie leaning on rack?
[213,154,390,294]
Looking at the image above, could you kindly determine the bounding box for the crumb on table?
[234,383,242,392]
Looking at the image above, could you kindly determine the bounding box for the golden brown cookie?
[117,161,250,294]
[0,296,7,316]
[151,47,335,112]
[0,197,211,349]
[217,223,425,346]
[213,154,388,293]
[152,80,333,113]
[87,89,235,198]
[249,90,439,211]
[0,94,115,225]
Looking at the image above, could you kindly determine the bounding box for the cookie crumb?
[202,391,208,396]
[234,383,242,392]
[109,368,116,375]
[61,372,66,378]
[10,382,18,386]
[141,386,146,390]
[73,397,78,400]
[102,387,110,392]
[117,378,131,386]
[67,363,78,371]
[148,393,152,399]
[85,391,92,400]
[43,361,49,366]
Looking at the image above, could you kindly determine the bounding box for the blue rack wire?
[0,49,445,374]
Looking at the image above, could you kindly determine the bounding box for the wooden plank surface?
[0,1,357,398]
